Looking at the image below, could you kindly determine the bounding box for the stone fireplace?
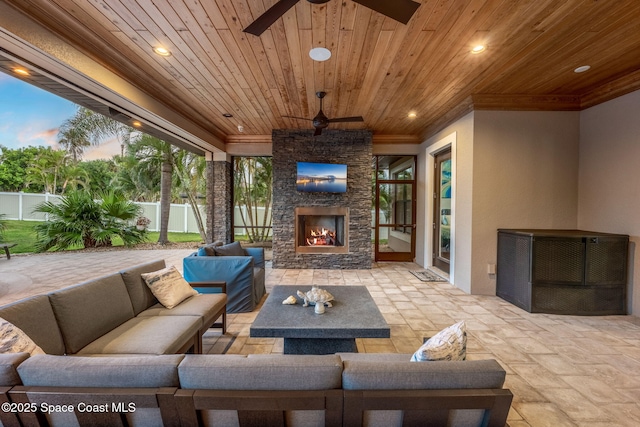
[295,207,349,254]
[272,129,372,269]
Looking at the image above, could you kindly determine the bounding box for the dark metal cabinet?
[497,229,628,315]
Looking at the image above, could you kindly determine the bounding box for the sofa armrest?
[245,247,265,269]
[187,281,227,294]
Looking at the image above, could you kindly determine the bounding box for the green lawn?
[1,220,203,254]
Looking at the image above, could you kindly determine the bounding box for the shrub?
[33,190,148,252]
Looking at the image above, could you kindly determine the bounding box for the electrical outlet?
[487,263,496,275]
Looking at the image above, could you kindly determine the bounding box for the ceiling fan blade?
[283,115,313,121]
[328,116,365,123]
[243,0,300,36]
[352,0,420,24]
[314,127,323,136]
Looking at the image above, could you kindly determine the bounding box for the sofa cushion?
[214,241,245,256]
[18,354,184,387]
[411,321,467,362]
[120,259,165,315]
[0,295,66,355]
[137,294,227,328]
[342,358,506,390]
[179,354,342,390]
[48,273,135,354]
[0,317,45,356]
[0,352,29,386]
[76,315,201,355]
[141,265,198,309]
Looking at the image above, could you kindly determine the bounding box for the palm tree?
[126,134,177,244]
[25,148,70,194]
[33,190,146,251]
[234,157,273,242]
[174,149,207,241]
[59,107,133,161]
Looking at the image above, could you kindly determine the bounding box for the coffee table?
[250,285,390,354]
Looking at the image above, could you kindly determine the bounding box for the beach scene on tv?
[296,162,347,193]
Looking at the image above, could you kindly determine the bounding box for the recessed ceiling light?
[132,121,142,128]
[12,67,30,76]
[408,111,417,119]
[574,65,591,73]
[309,47,332,62]
[471,45,486,54]
[153,46,172,57]
[223,113,233,118]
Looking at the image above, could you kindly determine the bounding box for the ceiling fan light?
[309,47,331,62]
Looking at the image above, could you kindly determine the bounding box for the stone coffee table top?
[251,285,390,340]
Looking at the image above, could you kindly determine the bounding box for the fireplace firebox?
[295,207,349,254]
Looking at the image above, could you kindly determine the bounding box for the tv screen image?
[296,162,347,193]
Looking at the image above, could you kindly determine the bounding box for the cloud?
[83,136,121,160]
[17,126,60,149]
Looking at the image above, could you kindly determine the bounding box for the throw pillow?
[198,242,221,257]
[410,321,466,362]
[141,266,198,309]
[214,241,246,256]
[0,317,45,356]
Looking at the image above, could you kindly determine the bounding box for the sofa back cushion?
[48,273,135,354]
[17,354,184,387]
[179,354,342,390]
[0,295,66,355]
[0,353,29,386]
[120,259,165,315]
[341,357,505,390]
[342,356,507,427]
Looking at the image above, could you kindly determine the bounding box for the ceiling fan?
[284,91,364,136]
[243,0,421,36]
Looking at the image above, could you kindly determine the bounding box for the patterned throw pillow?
[0,317,45,356]
[141,265,198,309]
[411,321,467,362]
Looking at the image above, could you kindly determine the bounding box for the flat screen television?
[296,162,347,193]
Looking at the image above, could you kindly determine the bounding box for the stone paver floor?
[2,250,640,426]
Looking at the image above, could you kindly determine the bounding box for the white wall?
[419,110,581,295]
[419,112,475,292]
[471,110,581,294]
[578,89,640,314]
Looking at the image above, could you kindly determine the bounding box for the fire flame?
[306,227,336,246]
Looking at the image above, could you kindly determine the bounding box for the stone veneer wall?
[272,129,372,269]
[213,160,233,243]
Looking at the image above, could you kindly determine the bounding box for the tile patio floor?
[2,249,640,426]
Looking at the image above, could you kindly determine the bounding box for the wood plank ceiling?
[2,0,640,148]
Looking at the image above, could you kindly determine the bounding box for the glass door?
[373,156,416,262]
[433,149,451,273]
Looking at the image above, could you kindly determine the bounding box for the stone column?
[213,152,233,243]
[204,151,215,244]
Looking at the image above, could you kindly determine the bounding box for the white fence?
[0,191,205,234]
[0,191,275,237]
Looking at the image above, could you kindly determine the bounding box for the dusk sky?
[0,73,120,159]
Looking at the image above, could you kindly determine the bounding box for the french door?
[373,156,416,262]
[433,149,451,273]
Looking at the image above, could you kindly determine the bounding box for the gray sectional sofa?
[1,352,512,427]
[0,259,226,356]
[0,258,513,426]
